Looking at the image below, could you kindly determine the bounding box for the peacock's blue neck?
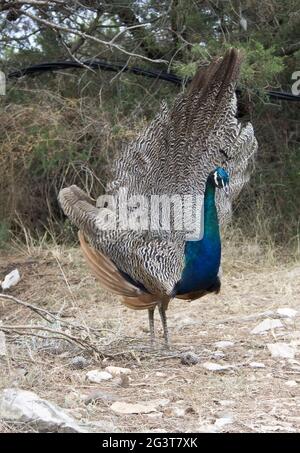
[203,181,220,241]
[175,177,221,295]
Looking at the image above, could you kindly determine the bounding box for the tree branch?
[18,8,167,64]
[112,3,167,61]
[69,9,102,54]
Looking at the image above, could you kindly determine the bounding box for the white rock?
[213,351,226,359]
[105,366,131,376]
[0,331,7,356]
[202,362,231,371]
[219,400,235,407]
[277,308,298,318]
[86,370,112,383]
[267,343,296,359]
[0,388,86,432]
[214,415,233,428]
[1,269,20,290]
[215,341,234,349]
[110,401,156,414]
[251,318,283,334]
[249,362,266,368]
[285,380,298,387]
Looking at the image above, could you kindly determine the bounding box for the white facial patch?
[214,171,218,186]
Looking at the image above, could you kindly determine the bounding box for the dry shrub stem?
[0,294,103,356]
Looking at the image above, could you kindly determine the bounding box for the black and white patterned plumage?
[59,49,257,298]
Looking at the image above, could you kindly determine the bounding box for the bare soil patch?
[0,243,299,433]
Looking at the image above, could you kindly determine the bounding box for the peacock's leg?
[158,303,169,348]
[148,308,155,346]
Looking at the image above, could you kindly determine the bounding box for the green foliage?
[172,60,198,79]
[173,41,284,96]
[237,41,284,91]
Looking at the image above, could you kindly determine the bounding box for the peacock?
[58,49,257,347]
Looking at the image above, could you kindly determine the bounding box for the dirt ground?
[0,240,299,433]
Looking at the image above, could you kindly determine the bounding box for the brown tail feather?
[122,294,160,310]
[79,231,170,310]
[188,48,242,97]
[78,231,142,297]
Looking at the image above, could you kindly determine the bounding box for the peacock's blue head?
[209,167,230,195]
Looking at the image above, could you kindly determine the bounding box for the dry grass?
[0,90,149,243]
[0,237,299,433]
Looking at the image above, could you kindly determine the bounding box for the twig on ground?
[0,294,56,323]
[0,294,110,334]
[0,323,100,354]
